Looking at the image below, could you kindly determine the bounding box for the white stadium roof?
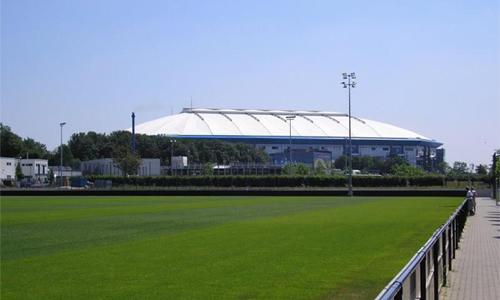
[132,108,437,143]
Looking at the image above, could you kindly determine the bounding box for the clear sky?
[1,0,499,165]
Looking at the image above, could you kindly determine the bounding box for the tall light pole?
[342,72,356,196]
[170,139,176,176]
[59,122,66,185]
[286,115,295,174]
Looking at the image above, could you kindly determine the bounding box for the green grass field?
[1,196,461,299]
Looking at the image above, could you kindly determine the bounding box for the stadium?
[133,108,444,169]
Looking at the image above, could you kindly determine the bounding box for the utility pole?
[341,73,357,197]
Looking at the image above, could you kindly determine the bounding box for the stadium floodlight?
[341,72,357,197]
[59,122,66,185]
[286,116,296,174]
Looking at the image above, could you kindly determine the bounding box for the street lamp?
[170,139,176,176]
[286,115,296,174]
[341,72,356,197]
[59,122,66,185]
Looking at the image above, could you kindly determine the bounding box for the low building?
[20,159,49,182]
[0,157,49,182]
[81,158,161,176]
[50,166,83,178]
[138,159,162,176]
[81,158,122,176]
[0,157,17,181]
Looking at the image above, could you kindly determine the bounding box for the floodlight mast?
[341,72,356,197]
[59,122,66,185]
[286,115,296,174]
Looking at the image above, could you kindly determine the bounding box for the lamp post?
[341,72,356,197]
[286,115,295,174]
[170,139,176,176]
[59,122,66,185]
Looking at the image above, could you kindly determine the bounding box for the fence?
[375,198,468,300]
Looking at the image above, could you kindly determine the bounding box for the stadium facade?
[133,108,443,169]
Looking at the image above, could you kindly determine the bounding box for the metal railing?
[375,198,468,300]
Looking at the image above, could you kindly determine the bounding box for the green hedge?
[87,175,448,188]
[444,174,491,184]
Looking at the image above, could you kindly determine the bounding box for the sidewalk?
[441,197,500,300]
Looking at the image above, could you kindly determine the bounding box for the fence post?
[420,256,427,300]
[442,231,447,286]
[448,226,452,271]
[433,242,439,300]
[395,286,403,300]
[453,219,457,258]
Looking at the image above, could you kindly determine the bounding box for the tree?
[113,147,141,176]
[475,164,488,175]
[15,162,24,180]
[283,163,310,175]
[435,161,450,174]
[495,156,500,179]
[334,155,347,170]
[451,161,468,175]
[1,124,50,159]
[0,124,24,157]
[22,138,49,158]
[202,163,214,176]
[64,130,270,167]
[380,156,408,174]
[47,168,55,185]
[282,163,293,175]
[295,163,310,175]
[391,164,427,176]
[352,156,378,173]
[48,145,77,168]
[68,132,99,161]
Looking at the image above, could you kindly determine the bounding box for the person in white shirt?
[466,188,475,216]
[471,187,477,214]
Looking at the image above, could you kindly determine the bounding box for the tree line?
[0,123,493,177]
[0,123,269,168]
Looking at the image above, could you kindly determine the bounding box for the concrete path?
[441,197,500,300]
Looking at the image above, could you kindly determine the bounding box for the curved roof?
[132,108,439,144]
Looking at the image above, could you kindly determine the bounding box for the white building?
[0,157,49,182]
[81,158,161,176]
[0,157,17,181]
[20,159,49,182]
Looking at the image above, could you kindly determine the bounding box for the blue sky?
[1,0,499,165]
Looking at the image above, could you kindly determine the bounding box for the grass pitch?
[1,196,461,299]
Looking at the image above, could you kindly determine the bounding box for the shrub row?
[444,174,491,184]
[87,175,448,188]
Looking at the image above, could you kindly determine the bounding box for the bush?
[86,175,452,188]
